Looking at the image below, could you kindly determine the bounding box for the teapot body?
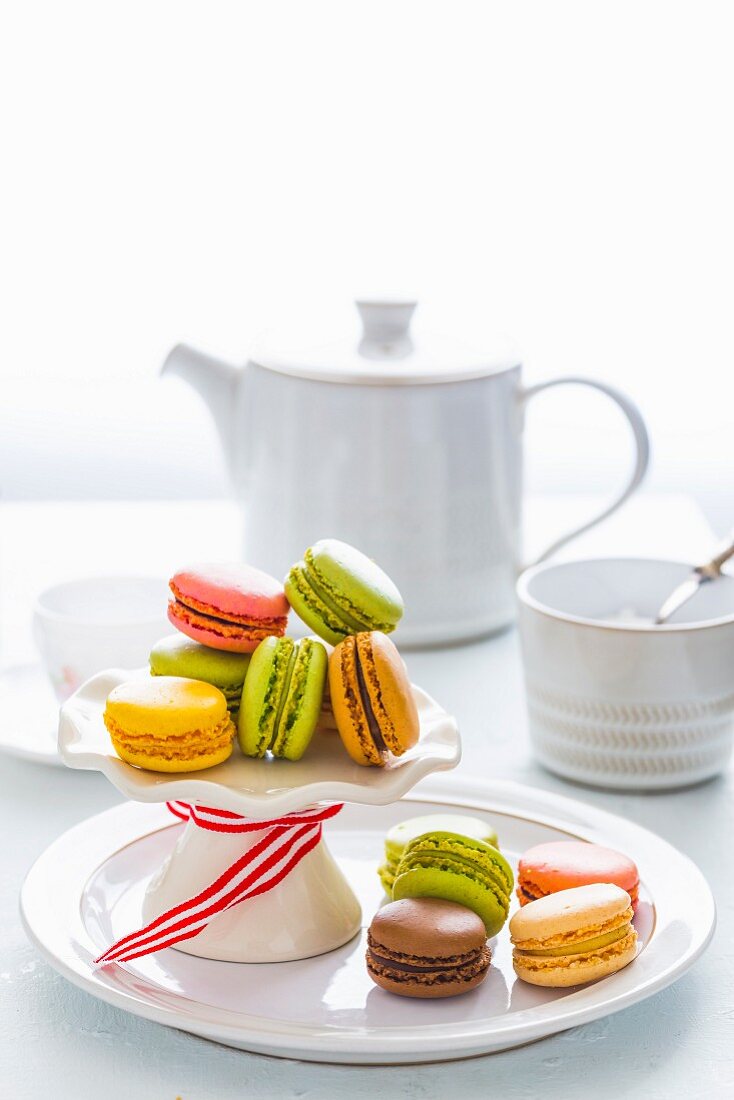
[164,301,649,646]
[239,362,524,645]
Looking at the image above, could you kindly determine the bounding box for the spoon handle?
[710,533,734,573]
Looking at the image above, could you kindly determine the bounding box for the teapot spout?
[161,343,240,472]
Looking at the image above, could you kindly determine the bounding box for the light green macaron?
[285,539,404,646]
[238,635,328,761]
[378,814,500,894]
[392,831,514,938]
[149,634,251,711]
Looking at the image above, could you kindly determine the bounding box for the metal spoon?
[654,531,734,624]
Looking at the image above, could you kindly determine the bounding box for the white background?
[1,0,733,529]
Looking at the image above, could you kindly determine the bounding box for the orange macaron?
[328,631,419,766]
[516,841,640,907]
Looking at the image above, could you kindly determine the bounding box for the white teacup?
[33,576,170,701]
[517,558,734,790]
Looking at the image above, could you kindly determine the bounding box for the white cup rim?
[33,574,168,627]
[516,556,734,634]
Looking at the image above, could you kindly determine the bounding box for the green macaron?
[392,831,514,937]
[238,635,328,761]
[149,634,251,711]
[378,814,500,894]
[285,539,404,646]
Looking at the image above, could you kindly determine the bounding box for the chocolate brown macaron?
[366,898,491,998]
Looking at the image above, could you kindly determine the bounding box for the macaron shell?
[271,638,328,761]
[392,865,508,939]
[305,540,404,630]
[513,931,637,987]
[517,841,640,906]
[285,566,350,646]
[369,897,488,958]
[110,736,233,773]
[377,863,396,893]
[105,677,229,736]
[149,634,250,704]
[385,814,499,864]
[510,882,633,944]
[285,539,404,645]
[328,636,382,766]
[358,632,419,756]
[380,814,500,894]
[171,563,290,621]
[239,637,294,757]
[392,832,514,937]
[167,602,278,654]
[367,945,491,999]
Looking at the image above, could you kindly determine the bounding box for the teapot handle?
[521,376,650,565]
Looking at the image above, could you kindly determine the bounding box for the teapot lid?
[249,300,520,385]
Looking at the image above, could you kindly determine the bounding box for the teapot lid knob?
[355,299,417,359]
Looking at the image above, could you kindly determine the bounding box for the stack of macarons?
[377,813,499,894]
[365,814,512,999]
[103,538,420,773]
[366,818,641,999]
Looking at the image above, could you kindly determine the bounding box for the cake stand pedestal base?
[142,818,362,963]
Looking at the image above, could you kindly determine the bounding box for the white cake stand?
[58,668,461,964]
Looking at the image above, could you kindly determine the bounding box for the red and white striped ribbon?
[94,800,343,967]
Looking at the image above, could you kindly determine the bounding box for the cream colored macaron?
[510,882,637,987]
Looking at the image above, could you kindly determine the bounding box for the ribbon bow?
[94,800,343,966]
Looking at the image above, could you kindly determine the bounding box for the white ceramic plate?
[20,776,714,1064]
[0,664,64,766]
[58,669,460,815]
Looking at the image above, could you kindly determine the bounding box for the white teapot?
[162,300,649,646]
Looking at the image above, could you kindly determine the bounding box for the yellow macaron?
[104,676,235,772]
[510,882,637,987]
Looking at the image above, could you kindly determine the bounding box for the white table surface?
[1,495,731,1099]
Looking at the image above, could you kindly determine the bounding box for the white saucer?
[58,668,461,815]
[0,664,63,766]
[20,776,714,1064]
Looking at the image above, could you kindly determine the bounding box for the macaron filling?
[366,935,485,970]
[169,584,288,640]
[287,562,371,638]
[337,636,388,763]
[393,834,513,936]
[379,817,500,894]
[354,642,388,754]
[401,836,513,899]
[105,713,234,763]
[514,930,637,975]
[252,638,295,755]
[307,549,397,629]
[241,637,326,760]
[518,923,632,957]
[288,551,398,640]
[367,945,491,983]
[271,640,318,757]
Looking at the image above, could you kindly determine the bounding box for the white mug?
[517,557,734,789]
[162,301,649,645]
[33,576,169,701]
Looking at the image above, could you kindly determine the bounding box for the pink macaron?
[168,563,290,653]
